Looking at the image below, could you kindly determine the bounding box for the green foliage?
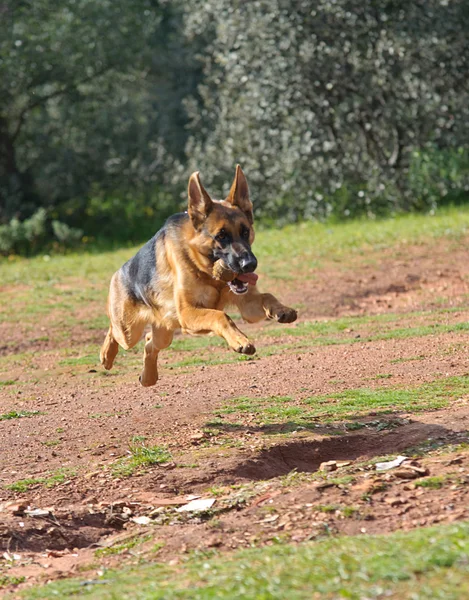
[185,0,469,221]
[0,575,25,588]
[0,0,198,250]
[0,207,83,255]
[51,220,82,245]
[0,208,47,254]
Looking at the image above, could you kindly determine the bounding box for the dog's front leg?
[178,304,255,355]
[234,287,297,324]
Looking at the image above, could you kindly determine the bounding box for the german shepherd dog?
[100,166,297,386]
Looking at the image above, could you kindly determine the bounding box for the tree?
[184,0,469,220]
[0,0,196,232]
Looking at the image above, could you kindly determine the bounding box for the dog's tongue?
[237,272,258,286]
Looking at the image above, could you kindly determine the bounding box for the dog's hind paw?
[139,371,158,387]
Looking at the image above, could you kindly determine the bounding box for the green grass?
[303,377,462,419]
[270,318,469,342]
[415,476,446,489]
[112,439,172,478]
[5,468,76,493]
[95,534,152,558]
[255,206,469,275]
[217,375,469,425]
[22,520,469,599]
[0,575,25,588]
[59,354,98,366]
[0,409,41,421]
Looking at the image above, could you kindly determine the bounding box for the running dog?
[100,166,297,386]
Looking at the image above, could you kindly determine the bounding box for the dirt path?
[1,238,469,592]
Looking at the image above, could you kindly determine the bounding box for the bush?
[51,220,83,245]
[0,208,47,255]
[0,208,84,256]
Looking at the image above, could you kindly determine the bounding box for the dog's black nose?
[239,254,257,273]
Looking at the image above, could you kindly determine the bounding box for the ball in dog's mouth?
[228,272,258,295]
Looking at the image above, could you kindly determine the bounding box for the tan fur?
[100,166,297,386]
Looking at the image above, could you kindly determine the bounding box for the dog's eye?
[216,229,227,241]
[241,227,250,239]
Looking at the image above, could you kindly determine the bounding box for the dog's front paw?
[275,306,297,323]
[234,341,256,355]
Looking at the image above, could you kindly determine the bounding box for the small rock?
[376,456,408,471]
[384,497,406,506]
[176,498,215,513]
[2,501,29,516]
[25,508,51,518]
[206,536,223,547]
[393,469,420,480]
[445,457,463,466]
[314,482,334,490]
[132,516,151,525]
[406,465,429,476]
[319,461,338,473]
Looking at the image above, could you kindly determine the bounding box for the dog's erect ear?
[188,171,213,229]
[226,165,254,224]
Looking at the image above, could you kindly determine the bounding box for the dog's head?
[187,166,257,293]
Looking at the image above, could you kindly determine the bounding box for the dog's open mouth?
[228,272,259,295]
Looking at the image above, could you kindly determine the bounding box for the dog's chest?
[192,284,221,309]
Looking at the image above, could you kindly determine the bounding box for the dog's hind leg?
[100,271,147,370]
[100,327,119,370]
[140,325,174,387]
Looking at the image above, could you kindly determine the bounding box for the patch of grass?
[95,534,152,558]
[316,504,338,513]
[5,468,76,493]
[41,439,61,447]
[415,476,445,489]
[22,520,469,599]
[304,375,469,420]
[59,354,98,366]
[390,354,426,364]
[0,409,41,421]
[0,575,25,588]
[327,475,356,487]
[170,336,225,352]
[5,477,43,493]
[43,468,77,487]
[271,319,469,348]
[218,375,469,426]
[342,506,359,518]
[112,439,172,478]
[0,379,16,386]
